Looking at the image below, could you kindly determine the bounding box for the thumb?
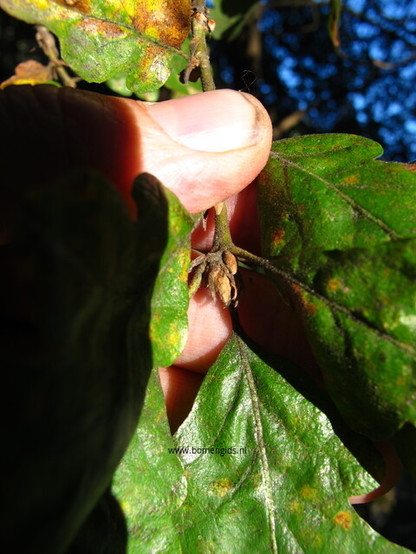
[139,89,273,212]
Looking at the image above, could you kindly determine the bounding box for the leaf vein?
[272,264,415,356]
[58,9,188,58]
[270,152,399,240]
[235,249,415,357]
[237,334,278,554]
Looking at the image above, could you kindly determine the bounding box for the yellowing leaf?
[0,0,191,93]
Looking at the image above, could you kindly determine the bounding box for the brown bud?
[223,251,238,275]
[216,272,232,306]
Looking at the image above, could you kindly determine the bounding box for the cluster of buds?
[189,249,239,307]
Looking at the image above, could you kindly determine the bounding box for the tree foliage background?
[210,0,416,162]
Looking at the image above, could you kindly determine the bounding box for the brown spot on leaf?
[79,17,126,38]
[133,0,190,48]
[343,174,359,184]
[290,284,317,316]
[326,278,341,292]
[300,485,319,501]
[401,162,416,173]
[333,510,353,530]
[271,228,285,246]
[287,499,302,514]
[210,478,234,497]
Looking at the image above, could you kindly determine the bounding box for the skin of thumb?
[132,89,273,213]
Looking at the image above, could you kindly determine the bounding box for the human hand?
[0,85,316,434]
[1,86,395,513]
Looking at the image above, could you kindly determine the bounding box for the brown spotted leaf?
[257,134,416,441]
[0,0,191,93]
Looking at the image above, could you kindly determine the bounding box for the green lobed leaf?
[0,0,191,93]
[286,240,416,439]
[257,134,416,440]
[115,334,409,552]
[132,174,195,369]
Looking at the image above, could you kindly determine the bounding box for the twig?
[35,25,78,88]
[188,1,240,306]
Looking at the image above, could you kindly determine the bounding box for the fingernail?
[145,89,260,152]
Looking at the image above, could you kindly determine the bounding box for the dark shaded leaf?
[393,423,416,481]
[0,169,166,552]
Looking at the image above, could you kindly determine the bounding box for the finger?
[173,287,232,372]
[158,366,204,434]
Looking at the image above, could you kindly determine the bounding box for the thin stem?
[190,4,216,92]
[188,1,241,305]
[230,246,314,292]
[231,246,287,277]
[212,203,233,250]
[190,2,228,249]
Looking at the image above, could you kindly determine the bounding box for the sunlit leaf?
[258,134,416,275]
[257,134,416,440]
[0,0,191,93]
[115,334,409,552]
